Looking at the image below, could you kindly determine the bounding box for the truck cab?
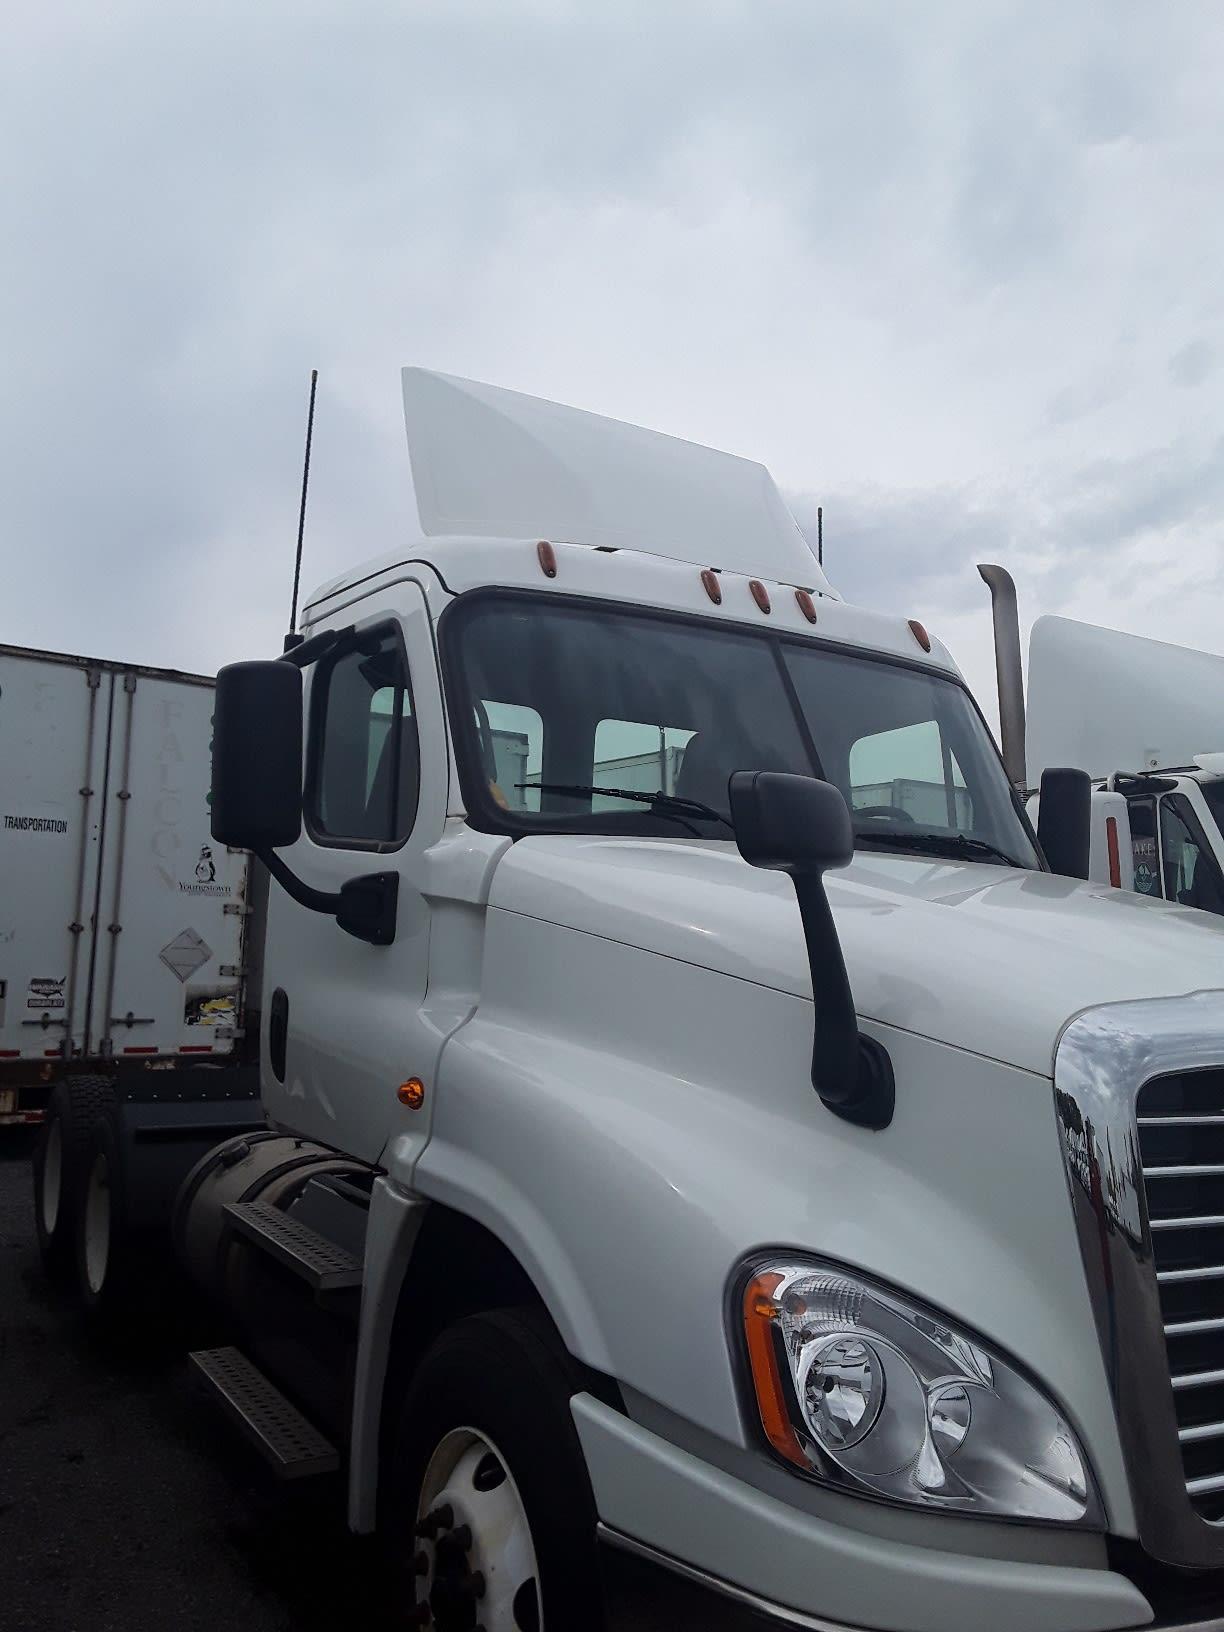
[1108,763,1224,914]
[54,372,1224,1631]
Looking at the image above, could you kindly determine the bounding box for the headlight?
[739,1259,1103,1526]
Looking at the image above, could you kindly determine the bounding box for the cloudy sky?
[4,0,1223,718]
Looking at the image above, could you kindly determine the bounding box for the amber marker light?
[398,1077,426,1110]
[749,579,771,614]
[908,618,932,652]
[701,568,722,605]
[536,540,558,578]
[741,1270,808,1470]
[795,588,818,624]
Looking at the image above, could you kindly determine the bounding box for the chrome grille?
[1138,1068,1224,1518]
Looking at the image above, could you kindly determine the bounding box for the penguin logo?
[195,845,216,883]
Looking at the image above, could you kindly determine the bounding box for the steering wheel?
[853,805,916,824]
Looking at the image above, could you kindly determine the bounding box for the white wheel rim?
[414,1426,542,1632]
[41,1119,63,1236]
[83,1151,111,1296]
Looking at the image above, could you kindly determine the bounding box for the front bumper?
[600,1525,1224,1632]
[573,1395,1155,1632]
[600,1528,850,1630]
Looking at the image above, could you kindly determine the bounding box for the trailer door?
[90,670,251,1061]
[0,650,112,1062]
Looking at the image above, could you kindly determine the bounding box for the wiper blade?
[854,829,1023,868]
[518,783,734,834]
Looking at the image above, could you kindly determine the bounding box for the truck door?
[259,580,447,1164]
[1159,792,1224,916]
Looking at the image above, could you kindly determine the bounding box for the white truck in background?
[19,369,1224,1631]
[980,567,1224,915]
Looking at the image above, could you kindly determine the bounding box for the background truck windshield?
[447,595,1040,866]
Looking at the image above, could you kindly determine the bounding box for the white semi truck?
[22,369,1224,1630]
[980,566,1224,916]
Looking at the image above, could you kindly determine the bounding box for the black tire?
[33,1075,115,1279]
[385,1308,605,1632]
[72,1112,141,1320]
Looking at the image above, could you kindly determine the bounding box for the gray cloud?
[3,0,1224,696]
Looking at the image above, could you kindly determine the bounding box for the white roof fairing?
[399,367,834,594]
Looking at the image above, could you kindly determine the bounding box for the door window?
[308,630,419,847]
[1161,794,1224,914]
[1127,797,1162,897]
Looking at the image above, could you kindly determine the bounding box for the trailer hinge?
[123,672,137,694]
[68,921,84,935]
[219,964,244,978]
[108,922,122,935]
[98,1040,114,1059]
[86,669,101,690]
[117,789,131,802]
[224,903,253,916]
[78,785,93,798]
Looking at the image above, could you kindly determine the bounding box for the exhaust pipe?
[977,564,1027,790]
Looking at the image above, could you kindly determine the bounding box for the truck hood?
[488,837,1224,1076]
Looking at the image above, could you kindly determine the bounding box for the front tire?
[386,1309,605,1632]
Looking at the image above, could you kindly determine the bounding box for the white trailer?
[0,644,258,1101]
[979,571,1224,914]
[27,374,1224,1631]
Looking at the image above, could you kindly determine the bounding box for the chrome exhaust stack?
[977,563,1028,791]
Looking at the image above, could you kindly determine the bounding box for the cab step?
[189,1346,339,1478]
[223,1199,364,1292]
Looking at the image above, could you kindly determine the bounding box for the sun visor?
[1027,614,1224,781]
[401,367,832,592]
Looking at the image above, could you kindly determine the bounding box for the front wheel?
[386,1309,605,1632]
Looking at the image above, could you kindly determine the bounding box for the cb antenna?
[817,505,823,566]
[285,368,318,651]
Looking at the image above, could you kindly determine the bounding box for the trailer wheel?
[73,1113,139,1319]
[385,1309,604,1632]
[33,1075,115,1279]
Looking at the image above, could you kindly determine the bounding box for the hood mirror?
[729,771,894,1130]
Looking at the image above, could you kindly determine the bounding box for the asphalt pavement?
[0,1131,396,1632]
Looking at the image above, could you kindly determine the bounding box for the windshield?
[444,594,1041,867]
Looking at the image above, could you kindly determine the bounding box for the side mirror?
[1037,766,1092,881]
[211,661,304,851]
[729,771,893,1130]
[211,656,397,947]
[731,768,853,874]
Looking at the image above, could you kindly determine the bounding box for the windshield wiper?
[518,783,734,835]
[854,829,1024,868]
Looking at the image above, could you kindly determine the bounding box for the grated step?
[224,1200,363,1291]
[189,1347,339,1478]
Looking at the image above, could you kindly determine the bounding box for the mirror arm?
[256,849,399,947]
[791,874,896,1131]
[257,848,342,916]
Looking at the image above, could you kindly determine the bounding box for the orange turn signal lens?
[742,1271,808,1470]
[397,1077,426,1110]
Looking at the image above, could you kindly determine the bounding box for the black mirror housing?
[729,770,854,875]
[728,770,892,1131]
[1037,766,1092,881]
[211,661,304,851]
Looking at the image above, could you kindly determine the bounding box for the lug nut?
[415,1502,454,1539]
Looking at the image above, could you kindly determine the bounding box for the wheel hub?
[413,1428,541,1632]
